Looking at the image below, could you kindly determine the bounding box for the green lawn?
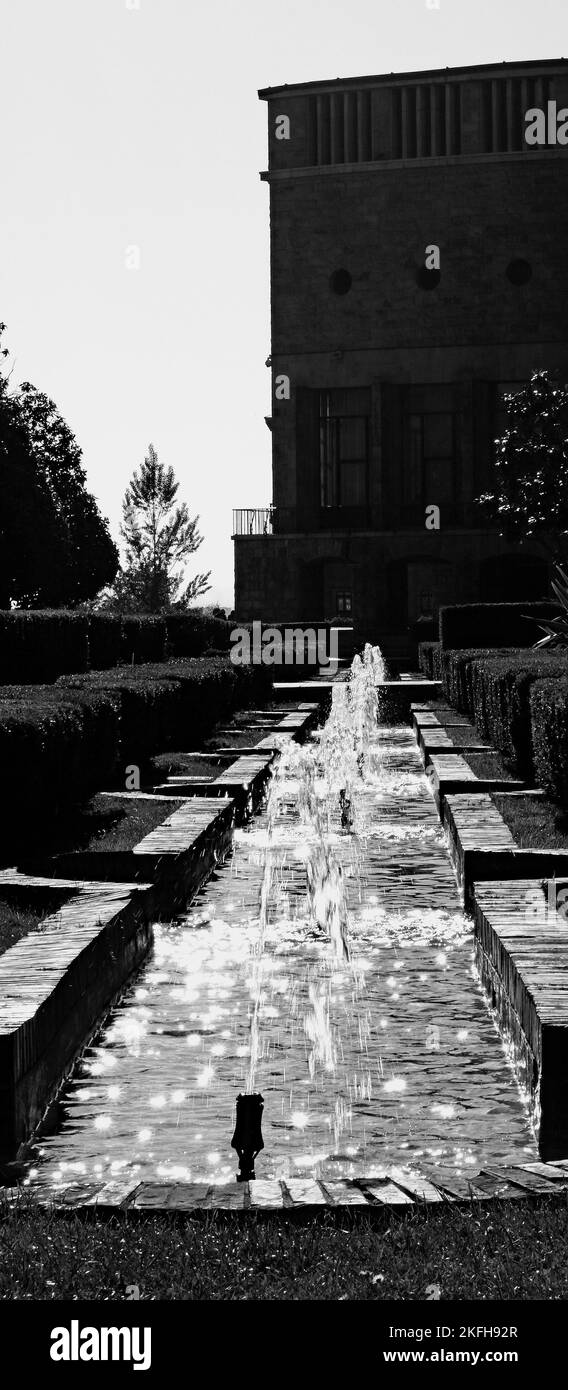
[460,750,519,780]
[492,791,568,848]
[0,900,60,959]
[1,1196,568,1300]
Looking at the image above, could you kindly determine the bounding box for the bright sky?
[1,0,566,607]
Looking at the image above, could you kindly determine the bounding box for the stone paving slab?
[153,755,273,814]
[131,797,234,856]
[282,1179,329,1207]
[362,1180,415,1206]
[410,703,457,714]
[419,727,492,766]
[9,1159,567,1212]
[413,711,473,734]
[428,755,525,810]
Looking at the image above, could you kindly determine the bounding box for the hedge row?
[57,658,269,762]
[418,642,442,680]
[0,657,271,847]
[441,647,568,781]
[0,686,121,832]
[530,679,568,804]
[438,602,560,652]
[0,610,234,683]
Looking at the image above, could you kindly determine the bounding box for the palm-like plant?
[532,565,568,648]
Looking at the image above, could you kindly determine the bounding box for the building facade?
[233,59,568,653]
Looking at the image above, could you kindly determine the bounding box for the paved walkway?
[25,725,536,1196]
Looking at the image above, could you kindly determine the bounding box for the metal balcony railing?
[232,508,274,536]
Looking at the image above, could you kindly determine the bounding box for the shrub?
[0,656,272,848]
[88,615,122,670]
[0,610,90,683]
[120,616,167,666]
[165,612,232,658]
[530,678,568,804]
[57,657,272,766]
[440,647,502,713]
[0,687,120,835]
[439,601,560,652]
[443,648,568,776]
[418,642,442,679]
[57,669,183,763]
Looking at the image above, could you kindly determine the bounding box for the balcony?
[232,508,274,537]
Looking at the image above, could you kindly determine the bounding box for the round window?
[329,268,352,294]
[416,266,441,290]
[506,259,532,286]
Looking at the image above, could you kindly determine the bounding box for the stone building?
[233,59,568,657]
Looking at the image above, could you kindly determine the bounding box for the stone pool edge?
[412,700,568,1166]
[0,702,323,1165]
[7,1158,568,1213]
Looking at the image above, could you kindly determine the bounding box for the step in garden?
[0,875,154,1157]
[410,701,458,716]
[418,726,492,765]
[444,793,568,908]
[473,879,568,1160]
[153,752,274,812]
[19,798,235,897]
[428,754,525,810]
[412,711,473,736]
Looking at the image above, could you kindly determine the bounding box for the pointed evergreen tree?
[109,443,210,612]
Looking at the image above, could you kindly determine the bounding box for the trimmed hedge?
[418,642,442,680]
[530,679,568,804]
[439,602,560,652]
[473,652,568,776]
[440,647,502,713]
[0,611,90,684]
[0,657,272,850]
[0,610,243,682]
[441,647,568,778]
[88,614,122,670]
[165,612,232,658]
[57,658,272,765]
[0,686,121,834]
[120,616,167,666]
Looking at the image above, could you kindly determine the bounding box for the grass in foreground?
[0,900,61,959]
[1,1197,568,1300]
[492,791,568,848]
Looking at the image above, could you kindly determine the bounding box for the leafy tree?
[475,370,568,558]
[17,382,119,605]
[0,323,118,607]
[105,443,210,612]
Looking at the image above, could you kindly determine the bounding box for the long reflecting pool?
[25,651,537,1193]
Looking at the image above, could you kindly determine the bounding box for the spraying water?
[245,646,388,1114]
[22,641,537,1191]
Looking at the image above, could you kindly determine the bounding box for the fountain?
[21,641,537,1195]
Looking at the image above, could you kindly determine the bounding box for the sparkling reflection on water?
[25,711,536,1193]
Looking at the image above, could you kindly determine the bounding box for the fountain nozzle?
[231,1092,264,1181]
[339,787,353,831]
